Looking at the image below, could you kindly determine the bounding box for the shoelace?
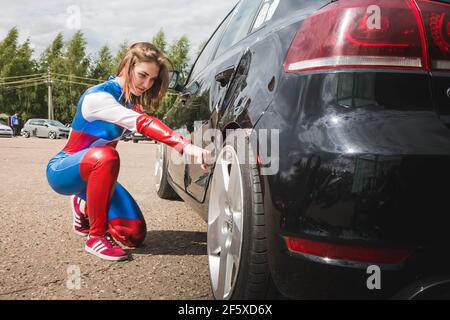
[105,234,119,247]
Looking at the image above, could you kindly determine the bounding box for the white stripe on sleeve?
[81,91,140,131]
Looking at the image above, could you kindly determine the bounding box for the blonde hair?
[116,42,171,113]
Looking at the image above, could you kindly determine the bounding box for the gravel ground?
[0,137,212,300]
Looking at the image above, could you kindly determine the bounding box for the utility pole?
[46,69,53,120]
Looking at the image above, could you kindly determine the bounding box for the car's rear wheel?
[48,131,57,139]
[154,143,179,199]
[208,142,271,300]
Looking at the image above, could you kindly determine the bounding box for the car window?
[252,0,280,31]
[214,0,263,58]
[189,9,235,81]
[48,120,65,128]
[268,0,330,22]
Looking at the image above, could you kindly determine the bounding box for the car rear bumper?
[268,234,450,299]
[268,238,406,299]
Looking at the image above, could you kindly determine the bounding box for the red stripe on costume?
[62,129,100,154]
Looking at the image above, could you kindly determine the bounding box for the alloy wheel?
[208,145,244,300]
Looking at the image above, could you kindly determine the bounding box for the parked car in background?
[122,131,153,143]
[0,123,13,138]
[21,119,70,139]
[155,0,450,300]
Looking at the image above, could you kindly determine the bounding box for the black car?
[155,0,450,299]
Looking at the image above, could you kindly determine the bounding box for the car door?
[35,120,48,137]
[185,0,265,203]
[165,7,236,190]
[28,120,39,136]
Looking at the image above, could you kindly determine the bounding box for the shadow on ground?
[129,230,207,256]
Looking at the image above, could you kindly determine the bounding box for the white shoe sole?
[73,227,89,237]
[84,245,128,261]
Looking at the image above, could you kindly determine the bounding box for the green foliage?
[152,30,167,54]
[50,31,91,123]
[0,27,39,118]
[112,41,129,74]
[0,28,192,124]
[89,45,114,81]
[168,35,190,82]
[39,33,64,72]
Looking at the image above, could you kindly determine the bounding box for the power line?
[0,77,47,86]
[52,78,98,87]
[0,72,104,84]
[0,73,45,80]
[1,82,46,91]
[51,72,104,82]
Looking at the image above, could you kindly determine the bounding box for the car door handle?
[215,66,234,87]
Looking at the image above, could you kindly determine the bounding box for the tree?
[0,28,20,115]
[65,31,89,76]
[32,33,66,120]
[152,29,167,53]
[89,44,114,80]
[168,35,190,81]
[112,40,129,74]
[0,28,39,117]
[9,39,39,115]
[39,33,64,72]
[50,31,90,123]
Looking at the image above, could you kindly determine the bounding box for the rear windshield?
[271,0,330,20]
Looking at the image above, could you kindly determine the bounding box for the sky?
[0,0,237,60]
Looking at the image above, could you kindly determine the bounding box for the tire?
[154,143,179,199]
[22,131,30,138]
[207,139,271,300]
[48,131,57,139]
[133,139,138,143]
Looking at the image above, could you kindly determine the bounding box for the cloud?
[0,0,237,59]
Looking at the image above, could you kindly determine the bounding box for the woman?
[46,42,209,261]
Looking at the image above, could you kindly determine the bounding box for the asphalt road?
[0,137,212,300]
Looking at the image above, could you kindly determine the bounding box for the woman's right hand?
[183,144,212,170]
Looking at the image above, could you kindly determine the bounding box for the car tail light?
[285,236,413,264]
[415,0,450,70]
[284,0,428,72]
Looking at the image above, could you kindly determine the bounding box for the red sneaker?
[85,234,128,261]
[70,195,89,236]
